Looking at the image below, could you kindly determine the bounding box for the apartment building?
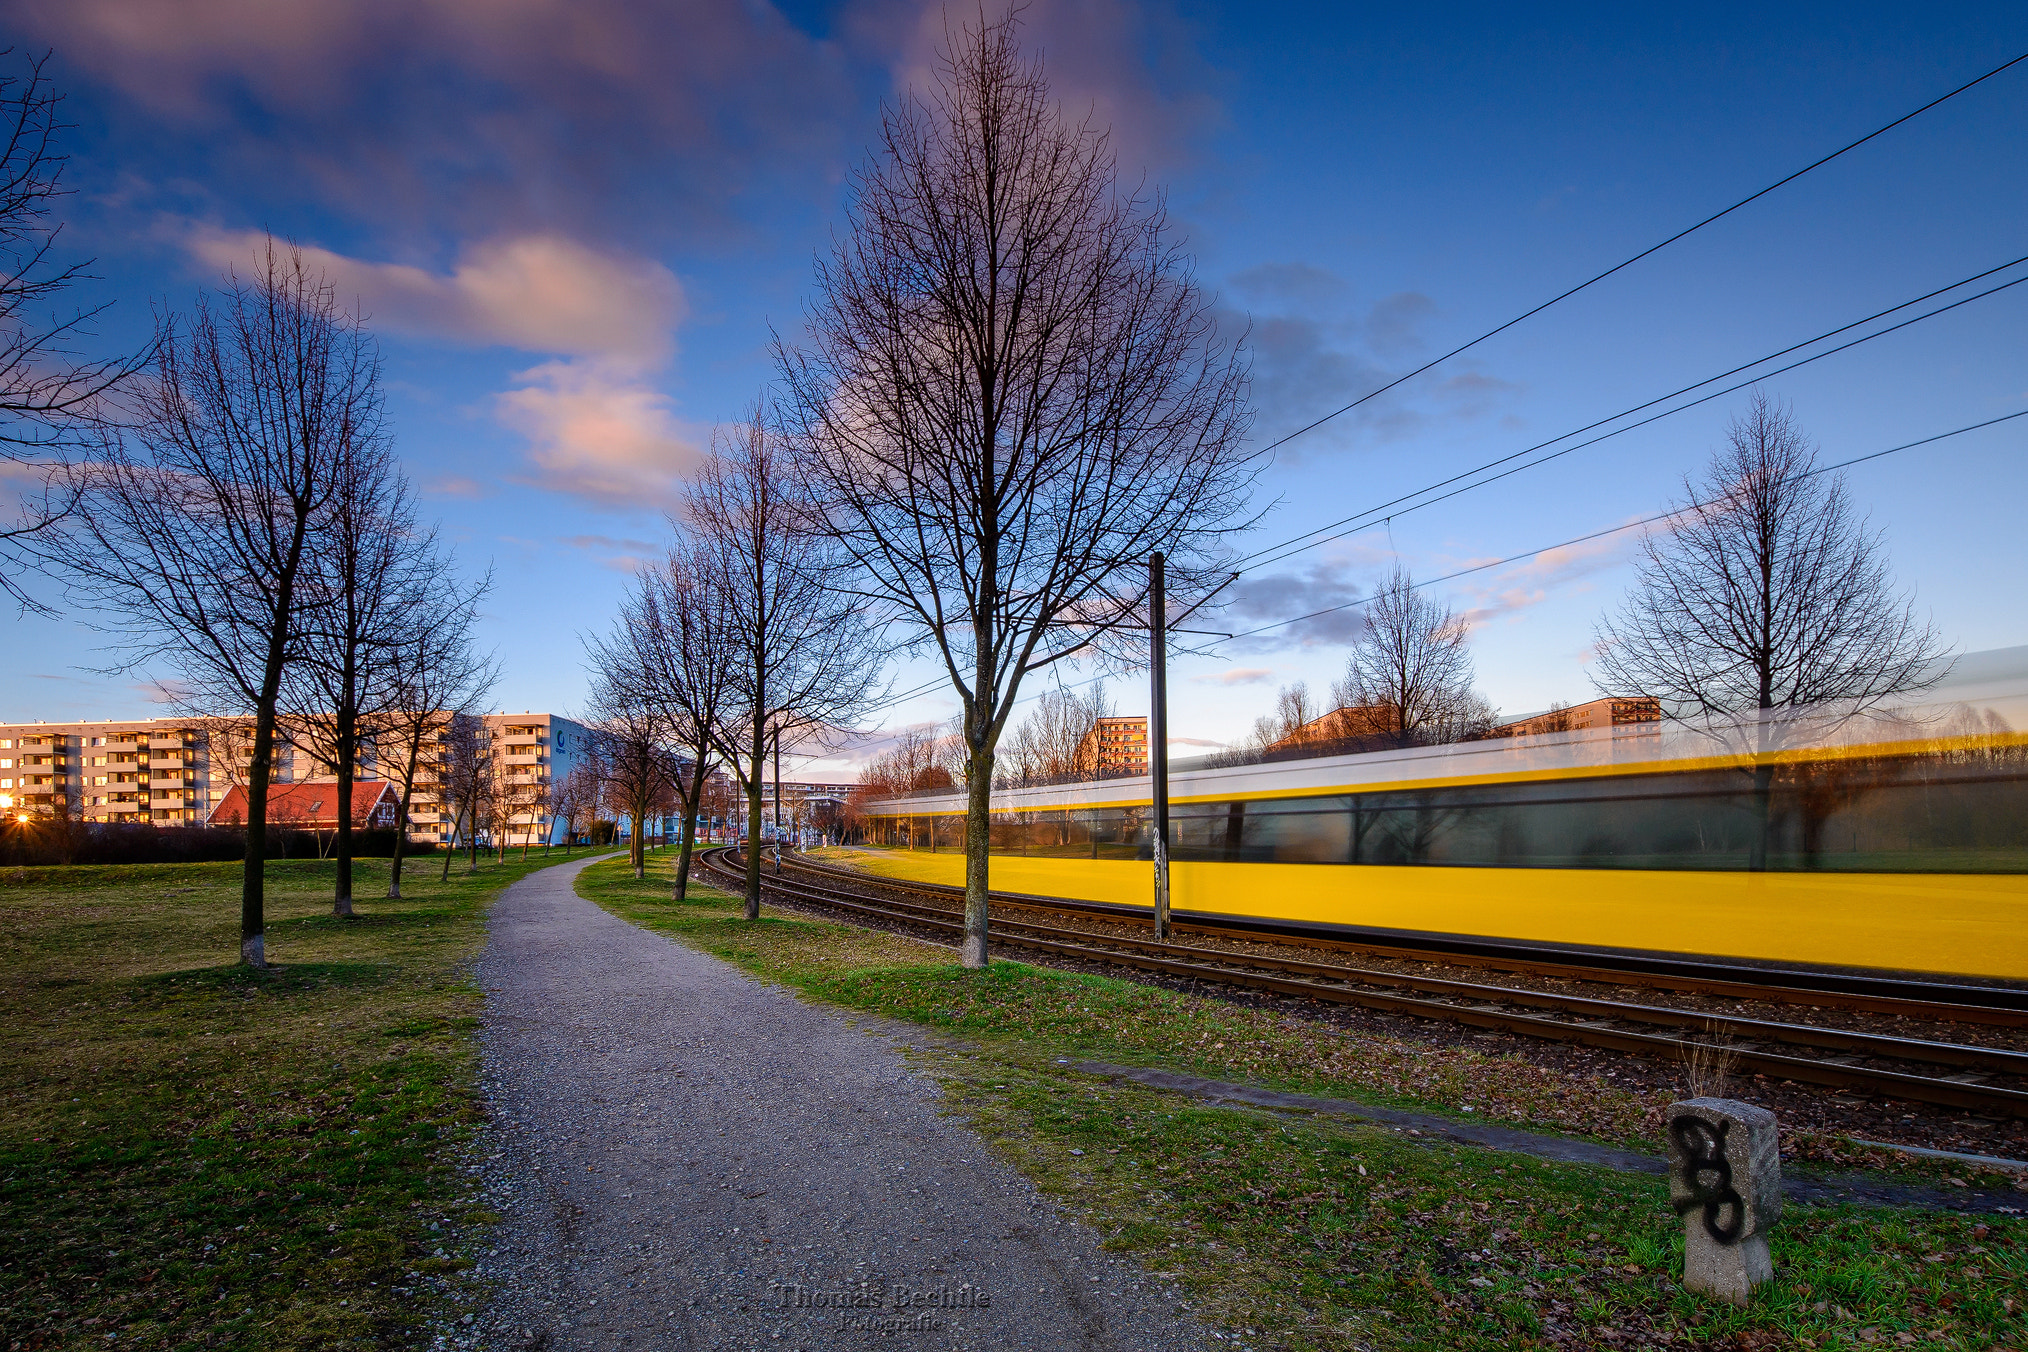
[1074,715,1150,777]
[1484,696,1662,740]
[0,720,215,824]
[0,711,588,845]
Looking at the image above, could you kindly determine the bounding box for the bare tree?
[1332,565,1495,747]
[54,241,375,966]
[436,712,493,879]
[505,765,551,858]
[586,540,738,900]
[550,761,600,858]
[379,567,496,898]
[999,681,1114,784]
[283,438,431,916]
[1594,394,1945,720]
[0,52,149,609]
[857,724,957,798]
[1592,393,1946,867]
[684,413,880,919]
[1204,681,1333,767]
[582,687,672,881]
[776,13,1256,967]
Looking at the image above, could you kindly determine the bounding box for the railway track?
[699,848,2028,1118]
[782,853,2028,1024]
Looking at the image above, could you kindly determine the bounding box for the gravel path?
[466,856,1208,1352]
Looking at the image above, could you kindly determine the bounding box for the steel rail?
[699,850,2028,1117]
[776,852,2028,1027]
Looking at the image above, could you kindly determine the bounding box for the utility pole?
[1150,552,1171,942]
[772,723,783,872]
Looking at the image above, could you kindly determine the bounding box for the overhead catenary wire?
[1253,47,2028,461]
[1219,407,2028,644]
[843,408,2025,745]
[1232,255,2028,576]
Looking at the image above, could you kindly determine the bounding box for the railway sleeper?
[707,860,2028,1118]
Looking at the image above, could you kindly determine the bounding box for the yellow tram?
[862,655,2028,981]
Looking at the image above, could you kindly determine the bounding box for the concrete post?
[1665,1097,1781,1304]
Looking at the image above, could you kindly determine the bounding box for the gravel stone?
[466,856,1210,1351]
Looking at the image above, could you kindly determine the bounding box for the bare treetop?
[1333,564,1495,746]
[682,407,881,915]
[1593,393,1947,722]
[997,681,1115,785]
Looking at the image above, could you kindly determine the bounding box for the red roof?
[208,779,402,830]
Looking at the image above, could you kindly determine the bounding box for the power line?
[856,403,2028,730]
[1233,260,2028,575]
[841,55,2028,739]
[1219,407,2028,644]
[1253,47,2028,460]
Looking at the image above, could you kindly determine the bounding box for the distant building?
[0,719,213,825]
[1484,696,1661,740]
[1076,716,1149,777]
[0,710,587,846]
[1266,704,1399,753]
[703,776,855,844]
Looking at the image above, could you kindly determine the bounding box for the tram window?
[1173,798,1355,863]
[879,750,2026,871]
[1022,810,1096,857]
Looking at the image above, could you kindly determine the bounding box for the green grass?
[0,847,594,1352]
[579,853,2028,1351]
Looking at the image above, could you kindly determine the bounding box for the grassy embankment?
[579,852,2026,1352]
[0,847,594,1352]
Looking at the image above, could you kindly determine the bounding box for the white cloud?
[496,359,706,511]
[185,229,685,366]
[183,229,701,512]
[1194,667,1274,686]
[1454,525,1642,628]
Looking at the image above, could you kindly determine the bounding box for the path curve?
[466,855,1206,1351]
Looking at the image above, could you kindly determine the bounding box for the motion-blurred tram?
[862,650,2028,982]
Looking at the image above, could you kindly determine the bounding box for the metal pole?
[1150,551,1171,942]
[772,724,783,873]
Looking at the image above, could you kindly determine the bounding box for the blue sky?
[5,2,2026,774]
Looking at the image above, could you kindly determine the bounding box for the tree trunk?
[241,701,279,969]
[440,804,458,882]
[632,790,647,880]
[676,758,708,901]
[332,706,356,918]
[961,741,993,969]
[387,736,420,899]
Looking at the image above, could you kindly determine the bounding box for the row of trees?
[0,59,499,963]
[51,247,500,959]
[584,418,881,912]
[846,679,1120,809]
